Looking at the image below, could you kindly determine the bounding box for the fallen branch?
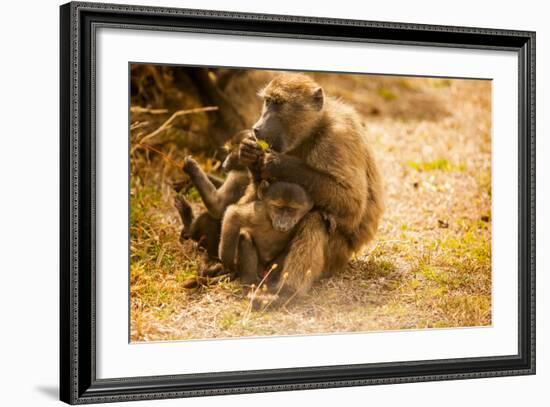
[130,121,150,131]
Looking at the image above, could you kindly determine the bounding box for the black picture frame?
[60,1,536,404]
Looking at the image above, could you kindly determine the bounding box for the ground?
[130,73,492,341]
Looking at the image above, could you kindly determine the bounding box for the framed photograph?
[60,1,535,404]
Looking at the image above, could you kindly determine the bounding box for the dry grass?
[130,72,492,342]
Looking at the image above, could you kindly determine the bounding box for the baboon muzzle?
[271,217,296,232]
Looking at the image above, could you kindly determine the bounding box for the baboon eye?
[265,97,281,108]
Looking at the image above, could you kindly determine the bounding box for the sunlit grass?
[377,86,397,100]
[129,74,492,341]
[406,158,466,172]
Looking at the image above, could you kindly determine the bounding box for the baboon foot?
[182,156,200,175]
[200,262,228,278]
[174,194,192,215]
[174,195,193,242]
[181,276,200,289]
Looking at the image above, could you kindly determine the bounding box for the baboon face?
[259,181,313,232]
[253,74,324,152]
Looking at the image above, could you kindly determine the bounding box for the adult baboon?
[239,73,384,298]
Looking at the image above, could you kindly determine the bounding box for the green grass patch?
[377,86,397,100]
[185,186,202,202]
[406,158,466,172]
[175,260,199,283]
[360,258,397,280]
[476,170,492,197]
[219,311,240,330]
[411,223,491,300]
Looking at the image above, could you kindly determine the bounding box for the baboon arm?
[207,174,225,188]
[219,207,242,271]
[264,154,364,228]
[187,166,227,219]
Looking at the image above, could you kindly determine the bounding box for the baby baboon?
[219,181,313,288]
[174,197,221,259]
[239,73,384,297]
[174,131,253,259]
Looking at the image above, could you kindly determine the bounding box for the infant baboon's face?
[261,181,313,232]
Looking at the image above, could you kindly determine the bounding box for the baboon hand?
[238,137,265,167]
[182,156,199,175]
[261,152,284,179]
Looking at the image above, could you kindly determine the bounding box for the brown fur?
[219,181,314,287]
[250,73,385,296]
[174,131,254,260]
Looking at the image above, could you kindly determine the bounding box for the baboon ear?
[312,87,324,111]
[258,180,270,200]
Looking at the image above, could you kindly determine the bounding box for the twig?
[130,121,149,131]
[138,106,218,145]
[261,272,289,312]
[281,289,301,309]
[181,273,233,289]
[130,106,169,114]
[136,143,184,169]
[282,269,312,309]
[242,264,278,323]
[204,274,234,286]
